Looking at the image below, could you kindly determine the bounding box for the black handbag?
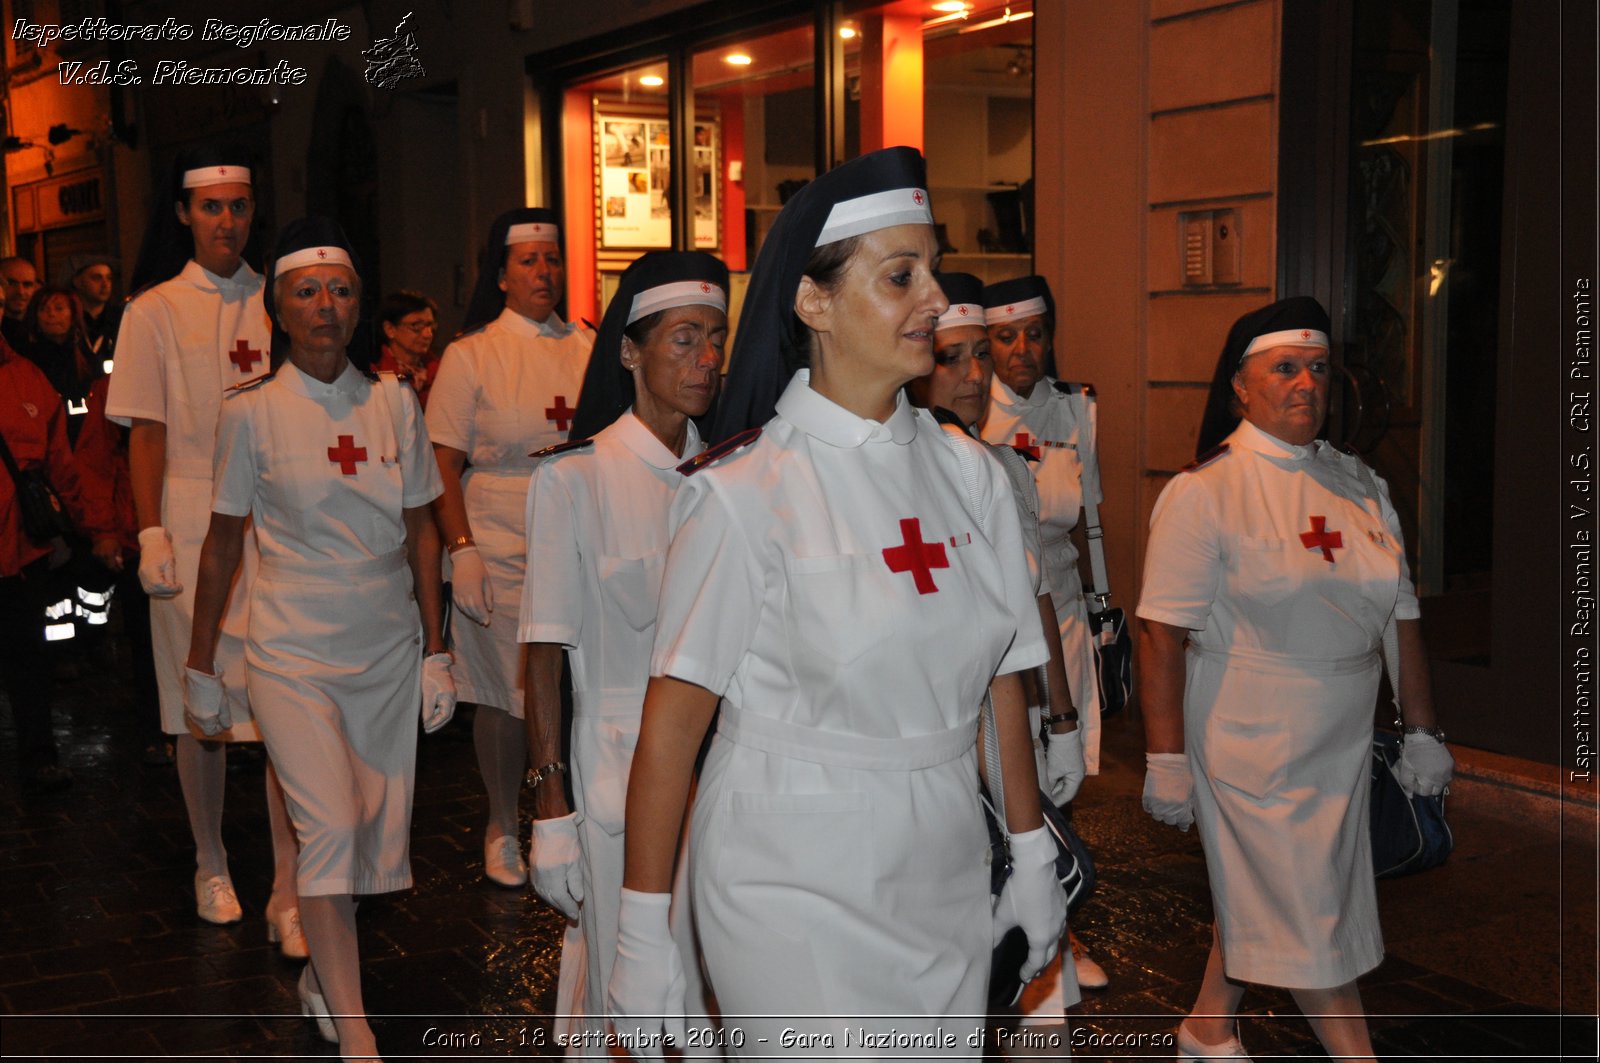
[1070,383,1131,717]
[0,426,73,544]
[1369,730,1453,878]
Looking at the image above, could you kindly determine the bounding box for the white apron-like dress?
[980,377,1104,772]
[427,308,593,713]
[520,411,714,1054]
[1137,419,1418,988]
[105,260,271,738]
[653,373,1049,1056]
[211,364,443,895]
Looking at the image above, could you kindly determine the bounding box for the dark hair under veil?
[459,208,564,334]
[1195,295,1333,456]
[567,251,729,442]
[263,216,375,372]
[128,143,265,293]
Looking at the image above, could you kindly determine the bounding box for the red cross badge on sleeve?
[1299,515,1343,562]
[882,517,949,594]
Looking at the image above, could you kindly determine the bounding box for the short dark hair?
[379,289,437,326]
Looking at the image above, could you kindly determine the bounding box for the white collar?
[613,409,704,470]
[775,369,918,448]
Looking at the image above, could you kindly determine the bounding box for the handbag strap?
[0,421,28,490]
[937,420,1008,826]
[1349,454,1403,728]
[1061,383,1111,617]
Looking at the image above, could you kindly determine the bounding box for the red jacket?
[74,375,138,552]
[0,345,109,576]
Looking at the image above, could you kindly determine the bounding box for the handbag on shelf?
[1353,460,1453,879]
[0,427,73,544]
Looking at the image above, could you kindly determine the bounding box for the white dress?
[980,377,1105,772]
[212,363,443,896]
[105,260,272,738]
[1136,419,1418,988]
[519,411,713,1053]
[426,308,593,713]
[653,372,1049,1056]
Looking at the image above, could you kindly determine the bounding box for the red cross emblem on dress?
[882,517,949,594]
[328,435,368,475]
[1013,432,1042,460]
[229,339,263,373]
[1299,515,1343,562]
[545,396,576,431]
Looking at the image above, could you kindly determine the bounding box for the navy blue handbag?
[1369,730,1453,878]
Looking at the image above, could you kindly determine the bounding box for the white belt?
[259,546,407,585]
[717,704,975,771]
[1190,643,1378,678]
[573,687,645,719]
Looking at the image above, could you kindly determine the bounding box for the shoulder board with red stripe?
[1181,442,1230,472]
[676,427,762,476]
[1053,380,1096,398]
[225,371,275,394]
[529,438,594,460]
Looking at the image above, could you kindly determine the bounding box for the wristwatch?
[1402,724,1446,741]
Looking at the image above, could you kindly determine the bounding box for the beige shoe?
[1176,1018,1250,1060]
[194,873,242,924]
[297,967,338,1043]
[267,906,310,961]
[484,835,527,888]
[1069,931,1108,989]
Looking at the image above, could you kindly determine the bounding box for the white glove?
[449,545,493,626]
[607,888,686,1062]
[1143,752,1195,831]
[529,813,585,921]
[1045,728,1086,805]
[1004,824,1067,983]
[137,526,182,597]
[420,653,456,733]
[183,666,231,737]
[1397,732,1454,797]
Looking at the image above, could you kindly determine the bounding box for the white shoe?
[1069,932,1108,990]
[267,906,310,961]
[484,835,527,888]
[1176,1019,1250,1060]
[297,967,338,1043]
[194,873,242,924]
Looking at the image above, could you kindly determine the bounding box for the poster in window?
[597,111,718,250]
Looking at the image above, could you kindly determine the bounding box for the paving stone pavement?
[0,638,1594,1060]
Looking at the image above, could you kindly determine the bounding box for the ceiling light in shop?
[639,75,664,87]
[932,2,969,12]
[838,20,858,39]
[725,53,753,66]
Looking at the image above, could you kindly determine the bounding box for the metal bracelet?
[525,761,566,788]
[1402,724,1446,742]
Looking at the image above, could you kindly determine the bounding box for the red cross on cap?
[957,305,969,316]
[1007,305,1015,314]
[912,190,924,205]
[699,282,711,293]
[1301,329,1311,340]
[316,249,328,259]
[217,167,226,176]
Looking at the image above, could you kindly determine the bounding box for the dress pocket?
[718,789,871,906]
[1205,713,1290,801]
[573,714,642,835]
[783,554,894,666]
[599,551,665,632]
[1232,535,1294,606]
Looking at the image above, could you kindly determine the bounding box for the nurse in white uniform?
[429,208,595,887]
[977,275,1108,992]
[608,148,1066,1059]
[520,251,727,1053]
[1138,297,1454,1062]
[909,272,1086,1035]
[186,218,454,1063]
[106,146,302,951]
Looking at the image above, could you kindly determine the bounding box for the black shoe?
[25,764,73,793]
